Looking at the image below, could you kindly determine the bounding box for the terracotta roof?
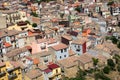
[44,68,52,73]
[68,49,76,56]
[10,61,20,68]
[32,17,40,24]
[48,38,57,44]
[72,38,86,45]
[62,34,72,41]
[38,64,48,70]
[3,42,12,48]
[51,18,58,22]
[0,62,5,67]
[77,53,93,64]
[51,43,68,51]
[37,38,47,43]
[5,47,28,58]
[25,46,32,50]
[26,69,42,79]
[33,58,39,65]
[57,55,78,68]
[48,63,59,70]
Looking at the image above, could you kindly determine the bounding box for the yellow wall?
[0,61,22,80]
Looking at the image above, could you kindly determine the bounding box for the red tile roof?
[33,58,39,65]
[51,43,68,51]
[3,42,12,48]
[44,68,52,73]
[48,63,59,70]
[25,46,32,50]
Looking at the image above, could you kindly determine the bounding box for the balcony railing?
[8,73,17,79]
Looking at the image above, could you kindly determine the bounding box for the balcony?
[48,72,61,78]
[8,73,17,80]
[0,71,6,77]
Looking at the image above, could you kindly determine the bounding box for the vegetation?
[95,72,111,80]
[117,41,120,49]
[60,12,64,19]
[107,59,115,70]
[107,1,114,6]
[110,36,118,44]
[105,36,120,49]
[103,66,110,74]
[92,58,99,67]
[32,23,37,28]
[75,5,83,13]
[25,20,30,24]
[30,12,38,17]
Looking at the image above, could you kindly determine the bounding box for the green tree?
[30,12,38,17]
[76,68,86,80]
[113,54,120,64]
[107,59,115,70]
[117,41,120,49]
[107,1,114,6]
[60,12,64,19]
[92,58,99,67]
[25,20,30,24]
[110,36,118,44]
[103,66,110,74]
[117,65,120,73]
[32,23,37,28]
[95,72,111,80]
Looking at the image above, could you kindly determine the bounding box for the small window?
[78,45,80,48]
[64,48,67,52]
[64,55,66,57]
[61,49,63,53]
[74,45,76,47]
[60,56,62,59]
[56,69,58,73]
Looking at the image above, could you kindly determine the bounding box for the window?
[74,45,76,47]
[61,49,63,53]
[76,49,81,52]
[56,69,58,73]
[60,56,62,59]
[64,48,67,52]
[44,57,48,63]
[78,45,80,48]
[64,55,66,57]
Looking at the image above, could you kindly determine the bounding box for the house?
[37,50,54,64]
[25,69,43,80]
[88,49,109,66]
[2,42,12,54]
[82,28,91,37]
[0,61,22,80]
[61,34,72,45]
[44,63,62,80]
[109,4,120,16]
[57,55,78,78]
[7,21,33,31]
[31,38,48,54]
[5,47,31,60]
[45,29,55,38]
[101,10,111,18]
[76,53,93,70]
[28,29,45,40]
[0,10,21,25]
[71,38,87,55]
[0,16,7,29]
[51,43,69,60]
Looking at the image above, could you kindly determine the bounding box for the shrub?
[32,23,37,28]
[103,66,110,74]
